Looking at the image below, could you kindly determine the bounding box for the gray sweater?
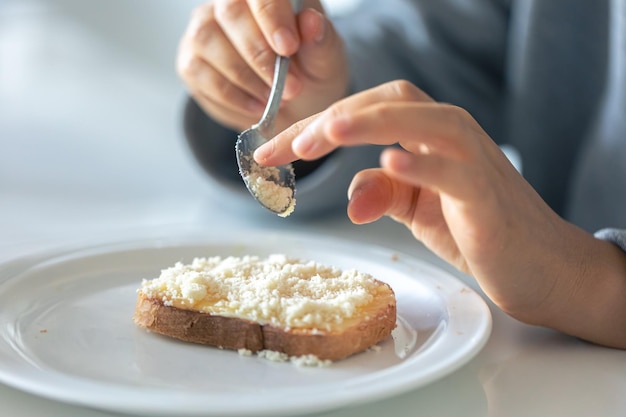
[184,0,626,247]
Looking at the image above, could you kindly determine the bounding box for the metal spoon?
[235,0,303,217]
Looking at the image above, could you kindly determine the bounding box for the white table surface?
[1,1,625,416]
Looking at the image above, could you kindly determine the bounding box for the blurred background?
[0,0,205,256]
[0,0,364,259]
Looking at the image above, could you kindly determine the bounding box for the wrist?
[521,223,626,348]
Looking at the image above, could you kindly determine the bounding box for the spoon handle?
[256,55,290,137]
[256,0,304,137]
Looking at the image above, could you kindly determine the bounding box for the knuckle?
[370,102,393,120]
[188,14,216,42]
[326,103,344,121]
[189,22,213,46]
[177,55,201,81]
[190,3,212,20]
[388,79,421,101]
[185,4,216,46]
[448,103,472,121]
[324,105,351,145]
[442,103,474,134]
[252,1,279,19]
[189,3,213,29]
[439,104,489,156]
[452,106,476,136]
[247,46,274,73]
[214,0,248,23]
[231,62,258,85]
[214,78,239,103]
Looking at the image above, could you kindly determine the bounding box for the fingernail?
[273,27,298,56]
[185,56,201,75]
[347,182,358,201]
[254,142,272,163]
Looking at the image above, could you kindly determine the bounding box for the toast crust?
[134,290,396,361]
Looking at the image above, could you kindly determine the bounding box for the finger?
[254,113,318,164]
[248,0,302,56]
[380,147,509,271]
[293,82,438,158]
[181,6,271,105]
[214,0,303,98]
[346,169,396,224]
[347,167,428,229]
[253,114,319,166]
[380,148,481,202]
[322,102,482,160]
[180,57,267,120]
[296,6,345,82]
[255,81,433,164]
[190,87,260,133]
[213,1,278,83]
[182,56,269,131]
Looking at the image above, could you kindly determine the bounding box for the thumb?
[348,168,423,228]
[347,169,397,225]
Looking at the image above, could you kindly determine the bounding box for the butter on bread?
[133,254,396,361]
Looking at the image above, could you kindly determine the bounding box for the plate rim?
[0,230,492,416]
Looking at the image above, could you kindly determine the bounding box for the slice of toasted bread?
[133,254,396,361]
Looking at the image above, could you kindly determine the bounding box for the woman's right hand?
[254,80,626,349]
[176,0,349,134]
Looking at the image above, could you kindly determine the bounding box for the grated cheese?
[247,170,295,217]
[242,154,296,217]
[139,254,380,330]
[253,349,332,367]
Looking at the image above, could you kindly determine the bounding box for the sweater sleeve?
[594,228,626,253]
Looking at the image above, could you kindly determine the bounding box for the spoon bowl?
[235,0,302,217]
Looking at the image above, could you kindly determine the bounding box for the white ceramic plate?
[0,232,491,416]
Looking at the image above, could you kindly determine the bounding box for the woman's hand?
[254,80,626,348]
[176,0,349,133]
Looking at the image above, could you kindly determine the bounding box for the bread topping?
[139,254,386,331]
